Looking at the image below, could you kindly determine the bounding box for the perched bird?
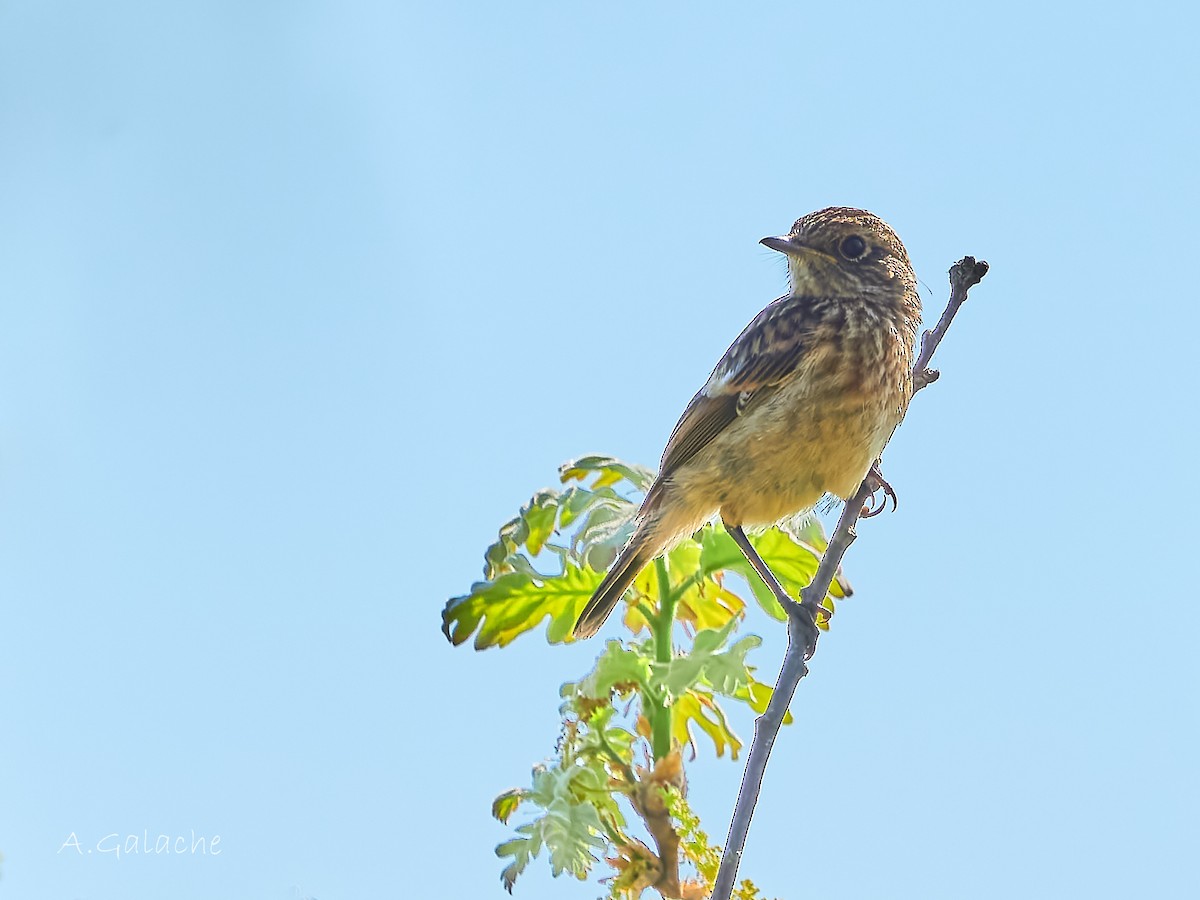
[573,207,922,640]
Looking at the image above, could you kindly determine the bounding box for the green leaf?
[650,619,753,702]
[577,717,636,770]
[701,634,762,695]
[676,581,746,632]
[652,527,743,632]
[492,788,525,824]
[556,485,596,531]
[455,473,640,649]
[577,640,653,698]
[497,762,613,891]
[523,488,561,556]
[497,822,542,893]
[547,800,607,876]
[731,675,794,726]
[781,516,853,598]
[652,624,724,700]
[572,506,635,574]
[484,514,530,581]
[441,563,600,649]
[672,691,743,759]
[483,488,575,580]
[559,455,655,493]
[698,523,847,623]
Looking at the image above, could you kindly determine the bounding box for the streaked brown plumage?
[573,207,921,640]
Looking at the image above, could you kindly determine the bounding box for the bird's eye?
[839,235,868,260]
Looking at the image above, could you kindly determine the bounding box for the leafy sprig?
[442,456,851,896]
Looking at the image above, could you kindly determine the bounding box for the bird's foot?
[862,461,897,518]
[784,598,826,660]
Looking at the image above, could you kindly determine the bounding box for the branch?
[914,256,989,392]
[628,752,687,898]
[709,256,989,900]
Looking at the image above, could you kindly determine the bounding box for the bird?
[572,207,922,641]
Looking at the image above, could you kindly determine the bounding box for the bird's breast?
[673,326,913,526]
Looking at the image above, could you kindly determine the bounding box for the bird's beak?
[761,234,837,264]
[760,235,806,255]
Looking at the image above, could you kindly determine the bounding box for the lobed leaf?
[671,691,743,759]
[484,488,563,580]
[497,761,614,891]
[577,640,653,699]
[559,455,655,493]
[651,620,760,703]
[542,798,608,879]
[497,824,542,893]
[442,563,600,649]
[732,677,794,726]
[492,788,525,825]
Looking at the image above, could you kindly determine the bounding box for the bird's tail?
[573,524,659,639]
[573,484,713,639]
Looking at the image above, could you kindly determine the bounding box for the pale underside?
[643,337,910,551]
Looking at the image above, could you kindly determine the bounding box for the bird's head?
[761,207,914,296]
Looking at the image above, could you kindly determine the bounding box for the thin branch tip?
[912,256,989,394]
[951,256,989,290]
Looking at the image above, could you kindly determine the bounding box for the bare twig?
[914,257,989,392]
[710,256,989,900]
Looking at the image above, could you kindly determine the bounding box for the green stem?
[651,557,677,761]
[595,730,638,786]
[635,600,658,624]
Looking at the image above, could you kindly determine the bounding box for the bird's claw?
[861,461,897,518]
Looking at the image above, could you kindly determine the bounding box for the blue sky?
[1,1,1197,898]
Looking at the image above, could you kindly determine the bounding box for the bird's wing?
[658,295,816,479]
